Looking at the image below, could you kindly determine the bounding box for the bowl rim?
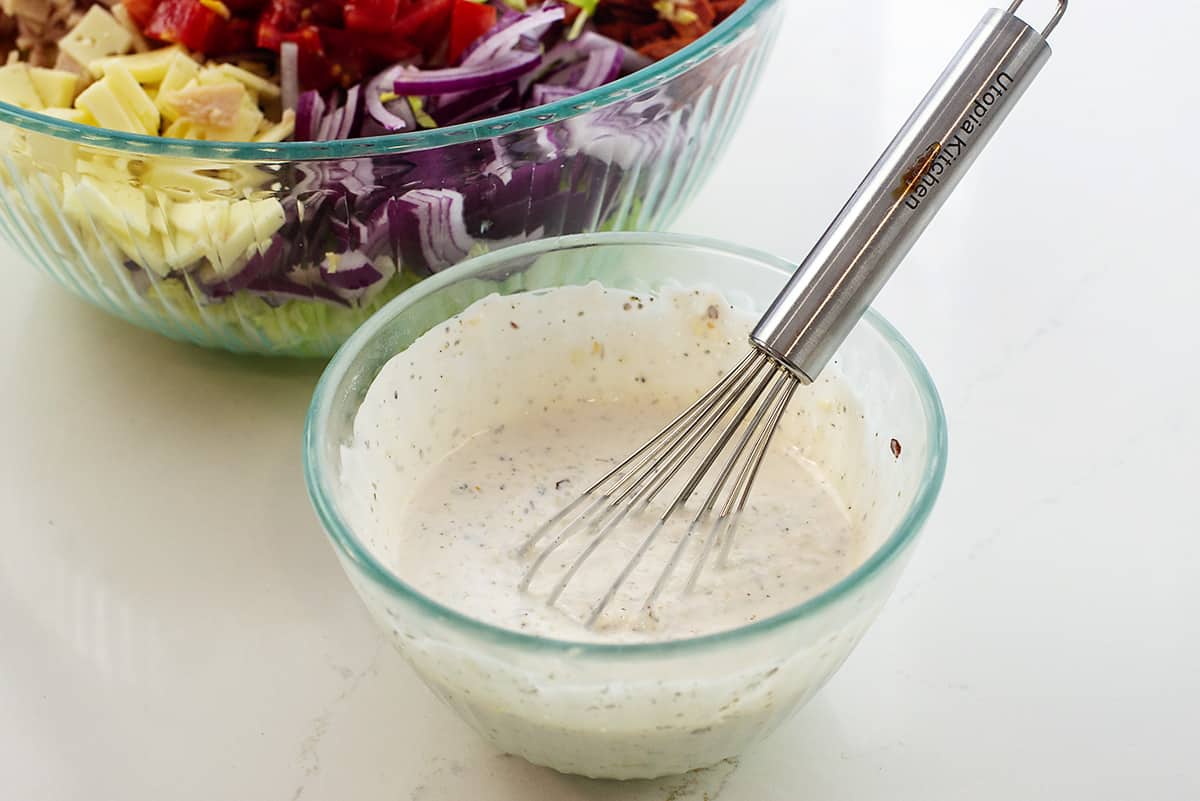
[0,0,777,162]
[304,231,948,657]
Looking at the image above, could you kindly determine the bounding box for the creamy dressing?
[342,283,870,644]
[403,400,860,642]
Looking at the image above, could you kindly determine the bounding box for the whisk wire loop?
[646,369,796,610]
[520,343,808,627]
[544,352,774,609]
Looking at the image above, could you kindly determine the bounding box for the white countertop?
[3,1,1198,799]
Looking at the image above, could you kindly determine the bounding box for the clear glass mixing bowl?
[304,232,948,779]
[0,0,782,357]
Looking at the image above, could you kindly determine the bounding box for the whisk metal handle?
[751,2,1063,381]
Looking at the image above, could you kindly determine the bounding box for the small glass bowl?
[304,232,947,779]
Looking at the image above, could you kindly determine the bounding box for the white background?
[3,1,1198,799]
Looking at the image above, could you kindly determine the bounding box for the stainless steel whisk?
[520,1,1066,626]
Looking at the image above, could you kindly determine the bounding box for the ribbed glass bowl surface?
[0,0,782,356]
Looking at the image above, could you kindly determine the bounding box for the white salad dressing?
[341,283,870,644]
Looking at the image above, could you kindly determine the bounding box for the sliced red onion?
[333,158,380,198]
[514,34,630,96]
[364,197,401,256]
[528,82,581,108]
[544,45,621,91]
[564,100,671,170]
[365,65,411,132]
[458,3,561,65]
[318,104,343,141]
[334,85,364,140]
[199,235,292,298]
[280,42,299,113]
[534,125,562,158]
[392,51,541,96]
[575,31,652,72]
[516,40,577,94]
[394,189,475,271]
[387,97,418,127]
[461,5,565,67]
[484,138,513,184]
[435,85,516,126]
[319,250,385,290]
[331,207,371,251]
[577,46,624,89]
[294,90,325,141]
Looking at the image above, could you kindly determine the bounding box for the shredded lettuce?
[142,270,425,357]
[565,0,597,40]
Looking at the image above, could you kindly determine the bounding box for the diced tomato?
[258,21,327,84]
[123,0,160,29]
[344,0,400,31]
[447,0,496,64]
[255,0,339,41]
[356,33,422,65]
[256,17,321,50]
[255,0,451,90]
[222,0,269,12]
[144,0,228,52]
[321,26,419,83]
[254,0,304,40]
[311,0,348,26]
[390,0,455,58]
[209,17,256,55]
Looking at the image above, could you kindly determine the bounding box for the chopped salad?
[0,0,749,354]
[0,0,745,138]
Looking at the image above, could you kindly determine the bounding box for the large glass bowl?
[304,232,948,779]
[0,1,782,357]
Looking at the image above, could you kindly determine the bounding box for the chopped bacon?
[594,0,744,58]
[628,19,669,47]
[637,35,691,59]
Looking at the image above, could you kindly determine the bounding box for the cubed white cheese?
[216,197,285,270]
[141,160,233,197]
[59,6,134,68]
[255,109,295,143]
[89,45,188,83]
[64,174,152,241]
[75,77,144,134]
[215,63,281,99]
[29,67,80,108]
[39,108,93,124]
[103,61,160,134]
[0,64,44,110]
[156,53,201,121]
